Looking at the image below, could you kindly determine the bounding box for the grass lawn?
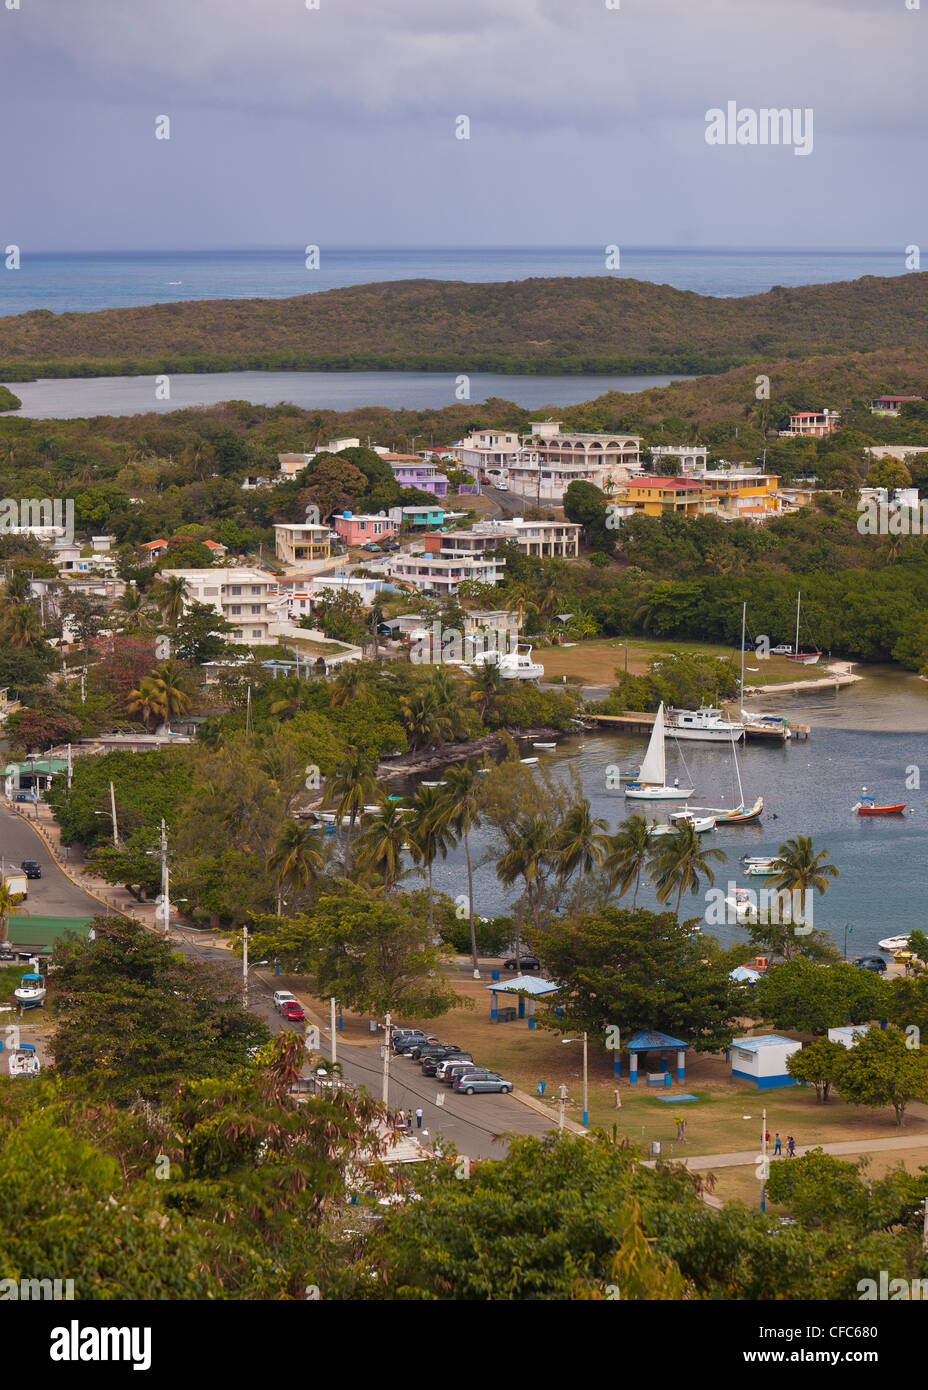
[280,968,910,1170]
[536,637,831,688]
[710,1146,928,1207]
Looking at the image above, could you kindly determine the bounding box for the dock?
[592,711,810,740]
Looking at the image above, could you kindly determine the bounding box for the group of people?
[400,1108,424,1132]
[766,1130,797,1158]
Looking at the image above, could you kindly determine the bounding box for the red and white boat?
[854,794,906,816]
[784,592,821,664]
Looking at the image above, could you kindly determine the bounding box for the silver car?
[455,1072,514,1095]
[438,1058,477,1085]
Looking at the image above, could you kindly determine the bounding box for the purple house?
[384,453,449,497]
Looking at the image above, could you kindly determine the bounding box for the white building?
[386,552,505,597]
[827,1025,871,1049]
[651,445,709,473]
[429,518,582,560]
[160,567,279,643]
[729,1034,802,1090]
[273,522,333,566]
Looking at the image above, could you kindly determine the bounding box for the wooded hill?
[1,271,927,380]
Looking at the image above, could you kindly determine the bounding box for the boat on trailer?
[13,964,46,1009]
[878,935,910,952]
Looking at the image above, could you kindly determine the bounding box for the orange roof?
[626,476,705,490]
[142,539,167,549]
[204,539,224,549]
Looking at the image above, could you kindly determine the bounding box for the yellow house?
[620,477,716,517]
[706,470,781,520]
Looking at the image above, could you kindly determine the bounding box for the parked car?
[450,1068,499,1089]
[20,861,41,880]
[392,1029,438,1053]
[281,1001,305,1021]
[770,644,793,656]
[853,956,887,973]
[361,542,381,553]
[273,991,297,1011]
[441,1060,482,1087]
[434,1056,474,1083]
[455,1073,514,1096]
[408,1041,460,1061]
[503,954,541,972]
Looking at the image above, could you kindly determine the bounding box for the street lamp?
[562,1033,589,1127]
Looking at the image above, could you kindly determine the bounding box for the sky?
[1,0,925,252]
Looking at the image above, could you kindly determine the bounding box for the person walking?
[405,1109,413,1133]
[764,1130,771,1149]
[415,1107,423,1130]
[787,1135,796,1158]
[773,1132,782,1156]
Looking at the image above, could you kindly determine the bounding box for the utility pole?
[109,781,120,846]
[582,1032,589,1128]
[66,743,72,793]
[760,1105,767,1212]
[557,1083,568,1132]
[242,925,249,1009]
[330,996,337,1065]
[381,1011,391,1105]
[159,817,170,935]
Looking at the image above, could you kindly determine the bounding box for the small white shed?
[730,1034,802,1089]
[827,1025,871,1049]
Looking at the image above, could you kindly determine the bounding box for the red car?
[281,1001,305,1022]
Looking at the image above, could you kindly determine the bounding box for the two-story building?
[701,469,782,521]
[781,409,841,439]
[386,552,505,597]
[424,518,582,560]
[649,444,709,473]
[617,476,717,518]
[273,522,333,566]
[382,454,449,497]
[869,395,923,417]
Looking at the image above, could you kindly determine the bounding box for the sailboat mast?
[795,592,801,656]
[740,601,746,718]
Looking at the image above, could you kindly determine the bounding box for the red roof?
[204,539,224,549]
[626,476,705,490]
[142,539,167,548]
[791,411,827,418]
[874,395,922,403]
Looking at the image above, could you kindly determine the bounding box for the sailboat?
[687,604,764,824]
[624,703,694,800]
[785,592,822,665]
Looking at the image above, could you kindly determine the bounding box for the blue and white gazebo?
[620,1029,689,1084]
[485,974,558,1028]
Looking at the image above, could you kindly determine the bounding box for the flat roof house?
[781,409,841,439]
[160,566,278,644]
[869,395,923,417]
[331,512,399,547]
[386,552,505,597]
[274,522,333,566]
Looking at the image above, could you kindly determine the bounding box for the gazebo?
[485,974,558,1028]
[619,1030,689,1084]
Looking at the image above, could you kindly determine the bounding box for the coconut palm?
[770,835,838,900]
[0,602,44,649]
[553,798,610,903]
[330,662,372,707]
[0,879,25,945]
[496,813,555,970]
[439,762,484,973]
[354,800,409,889]
[127,676,162,729]
[466,658,505,724]
[148,661,192,721]
[406,784,458,929]
[427,665,466,736]
[269,676,307,719]
[152,575,188,628]
[647,821,727,916]
[603,814,655,907]
[268,820,325,914]
[322,749,379,848]
[399,688,454,750]
[114,586,154,632]
[1,571,30,607]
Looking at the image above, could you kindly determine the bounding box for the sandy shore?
[742,660,860,697]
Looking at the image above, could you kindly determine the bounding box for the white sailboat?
[624,704,694,800]
[785,591,822,665]
[687,605,765,824]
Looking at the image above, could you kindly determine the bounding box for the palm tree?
[1,571,30,607]
[466,659,505,724]
[322,749,379,848]
[127,676,162,729]
[603,814,655,907]
[439,762,484,974]
[269,676,307,719]
[114,586,153,632]
[647,821,727,916]
[553,798,610,904]
[152,575,188,628]
[406,784,457,929]
[330,662,372,707]
[0,879,25,945]
[268,820,325,914]
[148,661,192,721]
[496,813,555,969]
[427,666,465,736]
[0,602,44,649]
[354,800,409,890]
[770,835,838,917]
[399,688,454,750]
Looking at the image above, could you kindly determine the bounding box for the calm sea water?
[0,246,907,318]
[2,369,694,419]
[403,667,928,953]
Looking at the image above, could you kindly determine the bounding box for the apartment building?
[457,429,522,481]
[702,469,782,521]
[424,518,582,560]
[458,420,642,503]
[161,567,278,643]
[382,453,449,496]
[273,522,333,566]
[618,477,717,518]
[386,552,505,597]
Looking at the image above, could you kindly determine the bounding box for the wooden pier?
[591,711,811,739]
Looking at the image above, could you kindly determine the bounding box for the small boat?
[520,757,539,765]
[854,794,906,816]
[742,855,779,876]
[724,888,758,923]
[665,707,744,742]
[716,796,765,825]
[464,645,544,680]
[14,967,46,1008]
[532,742,557,750]
[878,935,909,953]
[666,813,716,833]
[741,713,791,743]
[420,781,447,788]
[784,592,822,664]
[625,703,694,801]
[7,1045,40,1078]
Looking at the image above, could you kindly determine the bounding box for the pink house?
[332,512,399,546]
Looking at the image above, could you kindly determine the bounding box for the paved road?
[170,930,557,1159]
[0,803,103,921]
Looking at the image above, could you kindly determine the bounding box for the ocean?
[0,246,909,318]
